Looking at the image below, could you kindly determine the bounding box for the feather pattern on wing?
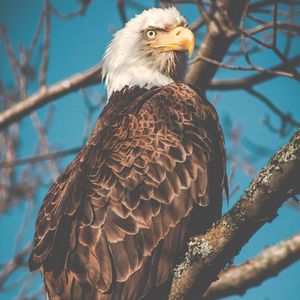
[29,82,226,300]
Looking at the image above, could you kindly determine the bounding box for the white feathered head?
[102,7,195,97]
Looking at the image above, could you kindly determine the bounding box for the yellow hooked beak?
[151,26,195,57]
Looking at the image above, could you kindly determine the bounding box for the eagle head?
[102,7,195,97]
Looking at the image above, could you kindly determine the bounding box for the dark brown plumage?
[29,82,227,300]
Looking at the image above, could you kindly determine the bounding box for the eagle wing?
[29,82,226,299]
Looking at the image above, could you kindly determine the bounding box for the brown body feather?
[29,82,227,300]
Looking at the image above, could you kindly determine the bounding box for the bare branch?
[190,54,294,77]
[236,25,300,81]
[246,22,300,36]
[0,63,102,131]
[204,231,300,299]
[2,0,298,131]
[272,2,278,47]
[246,88,300,132]
[51,0,94,19]
[0,147,80,168]
[27,11,45,61]
[284,5,294,57]
[185,0,248,89]
[0,26,21,72]
[39,0,51,88]
[209,54,300,90]
[195,0,210,24]
[169,129,300,299]
[249,0,300,12]
[0,244,32,289]
[190,18,206,32]
[31,111,59,179]
[116,0,127,24]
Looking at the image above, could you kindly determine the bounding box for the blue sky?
[0,1,300,299]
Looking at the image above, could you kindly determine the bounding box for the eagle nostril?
[176,30,181,36]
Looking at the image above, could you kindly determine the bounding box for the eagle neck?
[103,65,173,98]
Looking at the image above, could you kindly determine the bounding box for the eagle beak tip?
[188,44,194,58]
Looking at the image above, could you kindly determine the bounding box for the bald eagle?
[29,7,227,300]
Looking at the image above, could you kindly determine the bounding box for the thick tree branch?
[185,0,248,89]
[0,63,102,131]
[169,129,300,299]
[204,231,300,299]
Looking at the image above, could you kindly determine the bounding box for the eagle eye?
[144,29,157,40]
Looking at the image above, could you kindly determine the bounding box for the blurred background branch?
[204,231,300,299]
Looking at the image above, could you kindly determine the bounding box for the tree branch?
[0,243,32,289]
[51,0,94,19]
[39,0,51,88]
[247,22,300,36]
[0,147,80,168]
[0,63,102,131]
[249,0,300,12]
[185,0,248,89]
[169,129,300,299]
[204,231,300,299]
[190,54,294,77]
[116,0,127,24]
[1,0,296,131]
[246,88,300,133]
[209,54,300,90]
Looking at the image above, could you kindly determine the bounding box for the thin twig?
[209,54,300,89]
[247,88,300,129]
[0,147,80,168]
[40,0,51,88]
[190,18,206,32]
[116,0,127,24]
[0,244,32,289]
[246,22,300,36]
[190,54,294,77]
[272,2,278,47]
[31,111,59,179]
[27,11,45,61]
[51,0,93,19]
[249,0,300,12]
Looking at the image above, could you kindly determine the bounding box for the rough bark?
[168,129,300,300]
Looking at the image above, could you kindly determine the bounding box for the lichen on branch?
[169,129,300,300]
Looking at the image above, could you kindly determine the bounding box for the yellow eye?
[145,29,157,40]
